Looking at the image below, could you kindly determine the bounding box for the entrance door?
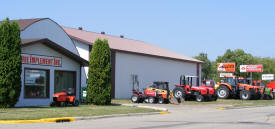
[54,70,76,95]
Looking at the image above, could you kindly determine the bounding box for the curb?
[121,104,169,112]
[0,117,75,124]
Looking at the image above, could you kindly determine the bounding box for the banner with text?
[217,63,235,72]
[22,54,62,67]
[240,65,263,72]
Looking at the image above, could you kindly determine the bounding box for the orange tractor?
[216,75,263,100]
[50,88,79,107]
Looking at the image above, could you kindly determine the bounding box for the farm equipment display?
[173,75,217,102]
[50,88,79,107]
[130,75,170,104]
[216,76,264,100]
[253,80,275,100]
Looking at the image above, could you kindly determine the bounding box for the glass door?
[54,71,76,95]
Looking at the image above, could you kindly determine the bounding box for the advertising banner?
[262,74,274,80]
[240,65,263,72]
[217,63,235,72]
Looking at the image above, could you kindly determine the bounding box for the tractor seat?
[66,88,74,96]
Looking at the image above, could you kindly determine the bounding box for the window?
[54,71,76,95]
[24,69,49,98]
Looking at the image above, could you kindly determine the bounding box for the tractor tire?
[173,87,186,99]
[240,90,252,100]
[73,99,79,106]
[148,96,155,104]
[196,95,204,102]
[158,97,164,104]
[50,101,56,107]
[131,94,139,103]
[217,86,230,99]
[60,102,66,107]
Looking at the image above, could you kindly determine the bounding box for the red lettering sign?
[240,65,263,72]
[21,54,62,67]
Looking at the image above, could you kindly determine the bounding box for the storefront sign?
[22,54,62,67]
[217,63,235,72]
[240,65,263,72]
[262,74,274,80]
[219,73,233,77]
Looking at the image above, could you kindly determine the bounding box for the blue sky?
[1,0,274,60]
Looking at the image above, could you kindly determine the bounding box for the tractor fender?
[219,83,232,91]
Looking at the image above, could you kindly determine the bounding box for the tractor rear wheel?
[217,86,230,99]
[148,96,155,104]
[173,87,186,99]
[131,94,139,103]
[240,90,252,100]
[196,95,204,102]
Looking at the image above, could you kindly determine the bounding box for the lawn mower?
[50,88,79,107]
[173,75,217,102]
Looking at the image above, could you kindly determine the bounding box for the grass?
[0,105,157,120]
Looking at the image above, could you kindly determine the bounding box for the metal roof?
[63,26,203,63]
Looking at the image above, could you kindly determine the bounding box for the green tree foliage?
[194,53,213,79]
[215,49,257,79]
[87,39,111,105]
[0,18,22,108]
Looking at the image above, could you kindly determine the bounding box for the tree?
[87,39,111,105]
[216,49,257,79]
[0,18,22,108]
[194,53,213,79]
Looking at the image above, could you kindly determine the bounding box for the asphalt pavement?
[1,104,275,129]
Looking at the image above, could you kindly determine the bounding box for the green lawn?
[0,105,158,120]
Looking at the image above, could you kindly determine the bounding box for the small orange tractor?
[50,88,79,107]
[131,81,170,104]
[216,75,263,100]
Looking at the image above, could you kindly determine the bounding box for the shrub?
[87,38,111,105]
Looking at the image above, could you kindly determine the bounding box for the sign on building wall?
[240,65,263,72]
[262,74,274,80]
[22,54,62,67]
[217,63,235,72]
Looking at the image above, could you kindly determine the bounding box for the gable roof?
[0,18,47,31]
[21,38,89,66]
[63,27,203,63]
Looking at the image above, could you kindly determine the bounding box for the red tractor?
[131,81,170,104]
[173,75,217,102]
[50,88,79,107]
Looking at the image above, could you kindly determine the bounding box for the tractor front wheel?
[173,87,185,99]
[158,97,164,104]
[196,95,204,102]
[131,94,139,103]
[217,86,230,99]
[50,101,56,107]
[148,96,155,104]
[240,90,252,100]
[73,99,79,106]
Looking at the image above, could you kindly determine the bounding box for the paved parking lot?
[1,104,275,129]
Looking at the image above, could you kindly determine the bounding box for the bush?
[0,18,22,108]
[87,39,111,105]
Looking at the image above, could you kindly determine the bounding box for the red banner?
[240,65,263,72]
[22,54,62,67]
